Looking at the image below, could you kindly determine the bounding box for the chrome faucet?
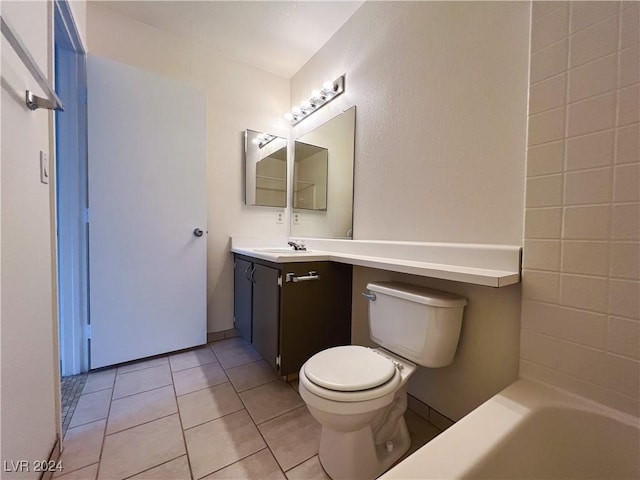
[288,241,306,251]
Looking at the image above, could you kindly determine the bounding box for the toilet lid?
[304,346,397,392]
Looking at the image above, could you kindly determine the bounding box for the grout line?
[104,412,179,437]
[170,371,195,480]
[195,447,271,480]
[53,462,99,480]
[174,377,230,398]
[121,454,187,480]
[116,359,170,377]
[197,447,271,479]
[180,405,247,432]
[231,373,294,476]
[529,124,622,148]
[112,381,174,401]
[169,358,219,374]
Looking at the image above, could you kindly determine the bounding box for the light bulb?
[284,112,294,121]
[321,80,334,93]
[310,89,321,102]
[301,100,313,112]
[292,106,302,116]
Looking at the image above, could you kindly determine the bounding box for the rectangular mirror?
[293,141,328,211]
[291,106,355,239]
[244,129,287,207]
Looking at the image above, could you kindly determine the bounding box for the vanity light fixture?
[284,74,345,125]
[254,132,276,148]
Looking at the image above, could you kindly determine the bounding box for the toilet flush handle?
[361,292,376,301]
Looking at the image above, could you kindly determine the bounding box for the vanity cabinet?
[233,257,253,342]
[233,254,352,376]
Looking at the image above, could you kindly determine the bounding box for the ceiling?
[96,1,365,78]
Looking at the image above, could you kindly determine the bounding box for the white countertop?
[231,238,521,288]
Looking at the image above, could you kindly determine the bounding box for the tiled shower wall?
[521,1,639,416]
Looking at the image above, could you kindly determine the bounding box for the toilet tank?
[366,282,467,368]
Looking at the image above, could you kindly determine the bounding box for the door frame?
[54,0,89,375]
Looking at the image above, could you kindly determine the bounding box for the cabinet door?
[252,264,280,370]
[233,257,253,342]
[280,262,352,375]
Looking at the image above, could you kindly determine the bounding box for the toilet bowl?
[298,282,467,480]
[299,346,417,479]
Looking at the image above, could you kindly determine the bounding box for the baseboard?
[207,328,240,343]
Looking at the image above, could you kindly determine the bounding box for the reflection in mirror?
[244,129,287,208]
[294,142,328,211]
[291,106,355,239]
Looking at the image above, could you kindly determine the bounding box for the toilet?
[298,282,467,480]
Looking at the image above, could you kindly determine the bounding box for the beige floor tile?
[129,455,191,479]
[209,337,249,354]
[112,364,172,399]
[204,448,286,480]
[98,414,185,480]
[177,382,244,429]
[117,356,168,375]
[215,344,262,369]
[57,420,106,475]
[185,409,266,479]
[173,362,228,396]
[258,406,321,471]
[225,360,280,392]
[83,369,116,394]
[170,347,217,372]
[56,463,98,480]
[107,385,177,434]
[69,389,112,427]
[240,380,304,425]
[285,456,330,480]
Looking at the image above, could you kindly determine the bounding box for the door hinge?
[277,276,282,287]
[83,208,90,224]
[86,324,91,339]
[275,355,281,368]
[82,86,88,105]
[233,316,236,326]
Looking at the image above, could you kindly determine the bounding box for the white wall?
[86,4,290,333]
[291,1,530,245]
[521,1,639,417]
[290,2,530,419]
[1,0,60,476]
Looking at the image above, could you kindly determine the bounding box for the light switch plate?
[293,212,300,225]
[276,211,284,224]
[40,151,49,184]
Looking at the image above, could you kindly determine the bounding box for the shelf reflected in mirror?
[244,129,287,208]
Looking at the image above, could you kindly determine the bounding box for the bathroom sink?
[255,248,312,253]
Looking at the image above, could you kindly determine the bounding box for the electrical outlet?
[293,213,300,225]
[276,211,284,224]
[40,151,49,184]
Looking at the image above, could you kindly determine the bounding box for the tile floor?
[61,373,89,436]
[56,338,442,479]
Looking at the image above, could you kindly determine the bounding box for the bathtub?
[381,379,639,479]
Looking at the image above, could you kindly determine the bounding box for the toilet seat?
[301,346,402,402]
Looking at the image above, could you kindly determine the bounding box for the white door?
[87,56,207,368]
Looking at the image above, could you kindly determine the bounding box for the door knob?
[193,228,204,237]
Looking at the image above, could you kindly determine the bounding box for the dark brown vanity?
[233,253,352,376]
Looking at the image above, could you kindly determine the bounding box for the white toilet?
[298,282,467,480]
